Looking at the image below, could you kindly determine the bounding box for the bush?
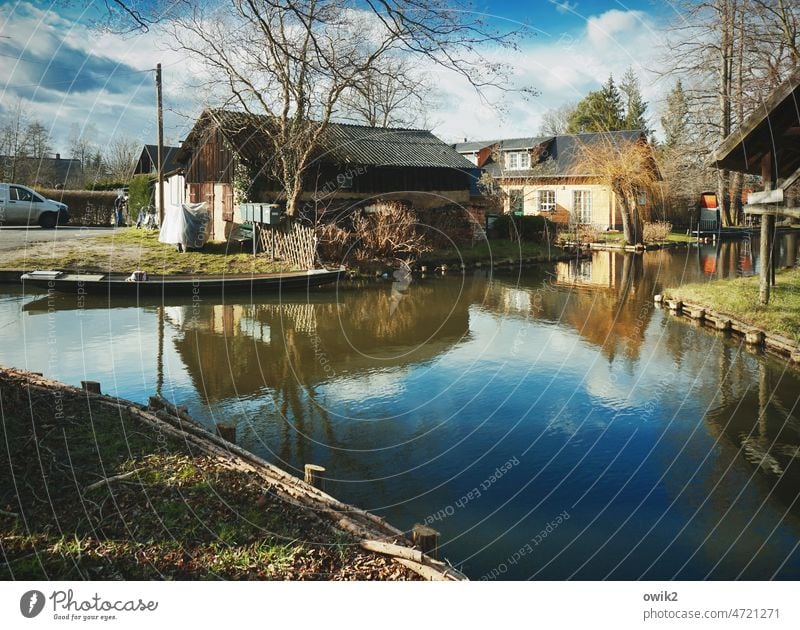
[492,214,554,242]
[128,174,154,214]
[37,188,117,226]
[416,205,476,248]
[643,221,673,243]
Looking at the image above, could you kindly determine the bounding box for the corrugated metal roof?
[183,109,475,170]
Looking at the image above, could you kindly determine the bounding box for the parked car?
[0,183,70,228]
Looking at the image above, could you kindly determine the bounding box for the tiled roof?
[471,130,646,179]
[183,109,475,170]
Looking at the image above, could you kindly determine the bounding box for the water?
[2,236,800,579]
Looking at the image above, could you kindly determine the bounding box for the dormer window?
[505,151,530,170]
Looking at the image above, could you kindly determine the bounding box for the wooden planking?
[748,189,784,204]
[258,220,316,269]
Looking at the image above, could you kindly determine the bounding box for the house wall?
[499,179,622,229]
[156,173,186,214]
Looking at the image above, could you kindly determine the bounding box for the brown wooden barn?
[175,109,476,241]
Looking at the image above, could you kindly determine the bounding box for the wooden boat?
[19,267,346,296]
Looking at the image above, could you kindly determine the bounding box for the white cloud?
[551,1,579,15]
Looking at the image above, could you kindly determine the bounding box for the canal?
[1,236,799,579]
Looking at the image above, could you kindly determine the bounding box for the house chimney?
[463,137,467,143]
[55,153,60,160]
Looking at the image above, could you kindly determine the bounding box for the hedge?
[491,214,555,242]
[37,188,118,226]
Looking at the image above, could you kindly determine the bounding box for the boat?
[19,267,346,296]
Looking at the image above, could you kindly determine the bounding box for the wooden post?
[412,523,440,560]
[760,153,774,305]
[215,424,236,444]
[155,63,165,226]
[304,464,326,490]
[81,380,101,394]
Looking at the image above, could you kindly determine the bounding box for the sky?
[0,0,683,155]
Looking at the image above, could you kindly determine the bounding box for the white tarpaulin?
[158,202,211,250]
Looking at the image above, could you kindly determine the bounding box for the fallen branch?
[0,509,19,518]
[84,469,144,494]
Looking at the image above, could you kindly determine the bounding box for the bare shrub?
[643,221,672,243]
[316,222,353,263]
[576,224,602,244]
[352,201,430,262]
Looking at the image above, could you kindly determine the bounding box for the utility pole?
[156,63,165,226]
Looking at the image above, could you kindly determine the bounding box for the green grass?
[422,239,565,264]
[668,266,800,340]
[0,228,297,274]
[558,230,694,245]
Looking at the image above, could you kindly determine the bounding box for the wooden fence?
[257,220,316,269]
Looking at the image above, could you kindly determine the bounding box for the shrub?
[416,205,476,248]
[492,214,554,242]
[352,201,429,262]
[37,188,117,226]
[643,221,672,243]
[128,174,154,214]
[575,224,602,244]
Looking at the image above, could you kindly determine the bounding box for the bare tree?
[537,102,576,136]
[169,0,527,216]
[338,59,430,128]
[572,136,660,246]
[0,99,29,182]
[103,137,139,182]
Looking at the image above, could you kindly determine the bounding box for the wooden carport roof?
[711,68,800,181]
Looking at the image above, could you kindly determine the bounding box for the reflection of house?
[453,130,652,230]
[176,109,476,241]
[555,251,618,288]
[132,144,185,211]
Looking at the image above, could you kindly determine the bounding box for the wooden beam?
[744,205,800,219]
[748,189,784,204]
[778,163,800,192]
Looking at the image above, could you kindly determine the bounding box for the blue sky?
[0,1,678,154]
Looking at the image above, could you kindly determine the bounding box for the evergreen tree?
[620,67,649,133]
[566,74,625,133]
[660,79,689,149]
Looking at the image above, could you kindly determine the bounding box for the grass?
[558,230,695,245]
[668,266,800,340]
[0,369,414,580]
[421,239,566,264]
[0,228,296,275]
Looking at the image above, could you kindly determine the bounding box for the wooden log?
[791,351,800,364]
[412,523,440,560]
[685,305,705,320]
[216,424,237,444]
[304,464,326,490]
[653,294,663,304]
[666,299,682,312]
[360,540,424,564]
[393,557,456,581]
[81,380,101,394]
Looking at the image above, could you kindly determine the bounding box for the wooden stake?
[81,380,101,394]
[412,523,440,560]
[304,464,326,490]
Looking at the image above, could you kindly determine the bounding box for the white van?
[0,183,70,228]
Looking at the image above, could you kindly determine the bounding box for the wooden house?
[711,67,800,304]
[175,109,476,241]
[454,130,653,230]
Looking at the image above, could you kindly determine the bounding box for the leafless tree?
[338,59,430,128]
[168,0,527,216]
[572,136,660,246]
[537,102,576,136]
[103,136,139,182]
[0,99,29,182]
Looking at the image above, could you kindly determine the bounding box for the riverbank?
[662,266,800,362]
[0,367,463,580]
[0,228,295,275]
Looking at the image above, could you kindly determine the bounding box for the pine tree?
[566,74,625,133]
[620,67,649,133]
[660,80,689,149]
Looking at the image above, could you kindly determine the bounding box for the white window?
[538,189,556,213]
[572,190,592,224]
[505,151,530,170]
